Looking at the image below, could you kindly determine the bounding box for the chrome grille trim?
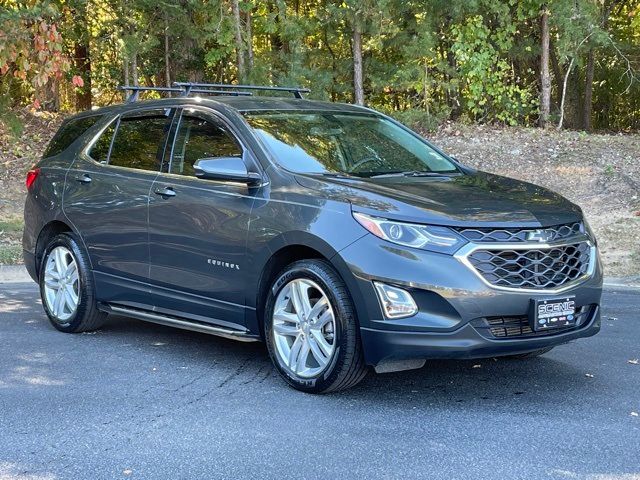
[455,222,584,243]
[454,237,597,294]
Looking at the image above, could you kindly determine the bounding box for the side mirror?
[193,157,262,186]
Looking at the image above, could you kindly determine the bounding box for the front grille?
[456,222,583,243]
[471,305,594,339]
[467,242,591,290]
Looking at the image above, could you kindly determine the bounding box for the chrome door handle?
[75,174,92,184]
[154,186,176,198]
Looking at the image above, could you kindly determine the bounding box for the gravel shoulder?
[1,111,639,275]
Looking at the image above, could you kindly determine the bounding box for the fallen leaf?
[585,373,594,378]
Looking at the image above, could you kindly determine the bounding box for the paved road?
[1,283,638,480]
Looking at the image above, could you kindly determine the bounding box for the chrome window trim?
[454,237,597,295]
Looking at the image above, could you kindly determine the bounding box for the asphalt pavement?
[1,282,639,480]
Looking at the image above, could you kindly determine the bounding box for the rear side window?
[44,115,101,158]
[108,109,173,172]
[88,121,116,163]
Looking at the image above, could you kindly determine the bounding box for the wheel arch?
[34,220,74,277]
[249,233,367,340]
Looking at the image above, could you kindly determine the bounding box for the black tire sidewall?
[264,260,355,393]
[39,233,93,332]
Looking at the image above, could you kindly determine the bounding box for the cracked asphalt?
[1,282,639,480]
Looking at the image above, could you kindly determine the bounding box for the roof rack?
[173,82,310,99]
[118,82,310,103]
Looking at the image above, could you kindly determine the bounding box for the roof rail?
[117,85,254,103]
[118,86,184,103]
[173,82,310,99]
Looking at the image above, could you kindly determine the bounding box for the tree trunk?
[131,54,139,86]
[74,43,92,110]
[164,13,171,88]
[352,12,364,106]
[539,5,551,127]
[583,48,595,130]
[558,57,574,130]
[245,10,254,72]
[231,0,245,83]
[549,41,564,107]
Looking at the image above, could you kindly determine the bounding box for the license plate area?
[530,296,576,331]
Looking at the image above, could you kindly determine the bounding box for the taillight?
[26,167,40,190]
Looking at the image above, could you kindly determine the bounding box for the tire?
[39,233,107,333]
[264,259,368,393]
[505,346,554,359]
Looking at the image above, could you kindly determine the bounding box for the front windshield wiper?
[368,170,453,179]
[319,172,358,179]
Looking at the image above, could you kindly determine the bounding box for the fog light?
[373,282,418,319]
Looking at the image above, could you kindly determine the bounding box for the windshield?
[244,111,459,177]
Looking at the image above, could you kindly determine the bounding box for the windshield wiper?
[319,172,357,179]
[368,170,452,179]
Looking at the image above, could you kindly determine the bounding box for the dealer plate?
[531,296,576,331]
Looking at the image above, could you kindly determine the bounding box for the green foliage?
[451,15,538,125]
[0,0,638,131]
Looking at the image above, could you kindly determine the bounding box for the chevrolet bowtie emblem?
[526,229,553,243]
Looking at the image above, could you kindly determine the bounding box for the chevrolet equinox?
[22,83,603,393]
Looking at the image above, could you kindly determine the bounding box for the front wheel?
[264,259,368,393]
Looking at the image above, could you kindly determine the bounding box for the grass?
[0,245,23,265]
[0,218,24,233]
[0,217,24,265]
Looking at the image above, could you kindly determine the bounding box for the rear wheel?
[264,259,368,393]
[39,233,107,333]
[505,347,554,359]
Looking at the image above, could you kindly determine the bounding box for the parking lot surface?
[1,283,639,479]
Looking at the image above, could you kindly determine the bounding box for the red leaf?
[72,75,84,87]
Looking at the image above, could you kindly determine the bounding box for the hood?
[295,171,583,227]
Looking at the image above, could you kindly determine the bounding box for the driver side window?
[170,112,242,177]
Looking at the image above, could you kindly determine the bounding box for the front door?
[147,107,259,329]
[64,107,174,307]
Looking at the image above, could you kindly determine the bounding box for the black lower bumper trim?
[360,306,600,366]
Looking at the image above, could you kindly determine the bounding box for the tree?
[540,4,551,127]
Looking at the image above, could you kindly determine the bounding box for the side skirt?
[98,303,261,343]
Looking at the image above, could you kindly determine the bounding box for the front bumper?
[361,306,600,363]
[336,234,604,366]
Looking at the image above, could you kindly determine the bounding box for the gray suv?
[23,83,603,393]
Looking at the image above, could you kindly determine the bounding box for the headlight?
[353,212,467,254]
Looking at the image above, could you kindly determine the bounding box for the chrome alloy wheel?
[272,279,337,378]
[43,246,80,322]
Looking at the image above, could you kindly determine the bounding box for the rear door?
[147,107,260,329]
[64,107,175,307]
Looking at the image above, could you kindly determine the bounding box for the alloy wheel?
[43,246,80,322]
[272,278,336,378]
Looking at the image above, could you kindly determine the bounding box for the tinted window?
[87,121,116,163]
[170,112,242,176]
[109,109,172,171]
[244,112,457,177]
[44,115,101,158]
